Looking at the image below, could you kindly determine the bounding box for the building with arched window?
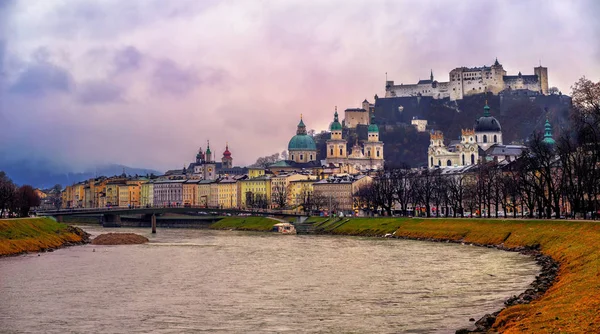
[474,103,503,151]
[325,110,385,171]
[428,129,479,168]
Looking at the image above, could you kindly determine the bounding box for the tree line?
[357,77,600,219]
[0,172,43,218]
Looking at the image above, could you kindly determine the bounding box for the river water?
[0,226,539,333]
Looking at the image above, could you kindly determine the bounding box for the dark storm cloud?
[9,60,73,96]
[77,80,124,105]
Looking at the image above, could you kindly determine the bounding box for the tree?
[272,184,289,209]
[548,86,560,95]
[12,185,41,217]
[0,172,16,217]
[252,153,281,168]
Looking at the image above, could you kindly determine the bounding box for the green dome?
[368,114,378,133]
[330,111,342,131]
[288,134,317,151]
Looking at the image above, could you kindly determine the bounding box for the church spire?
[483,101,491,117]
[430,69,433,81]
[542,118,556,145]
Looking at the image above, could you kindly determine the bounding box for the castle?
[385,59,549,101]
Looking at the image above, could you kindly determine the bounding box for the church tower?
[222,142,233,168]
[363,115,384,168]
[326,108,347,164]
[203,140,216,180]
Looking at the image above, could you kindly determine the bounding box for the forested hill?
[315,92,571,168]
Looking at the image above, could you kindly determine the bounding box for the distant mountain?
[0,161,162,188]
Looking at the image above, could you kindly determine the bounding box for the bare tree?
[272,184,289,209]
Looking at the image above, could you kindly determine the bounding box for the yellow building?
[140,182,154,207]
[313,174,372,213]
[288,179,317,210]
[217,178,238,209]
[105,182,124,207]
[270,173,316,209]
[118,184,141,207]
[248,167,265,179]
[73,183,86,208]
[239,175,271,209]
[61,186,73,208]
[183,180,199,206]
[197,180,215,207]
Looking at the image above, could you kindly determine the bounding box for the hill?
[316,92,571,167]
[0,161,161,188]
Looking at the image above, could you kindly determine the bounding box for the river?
[0,226,539,333]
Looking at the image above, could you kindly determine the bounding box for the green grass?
[0,218,87,255]
[209,216,277,231]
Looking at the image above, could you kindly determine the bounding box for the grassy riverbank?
[213,216,599,333]
[210,216,278,231]
[0,218,89,256]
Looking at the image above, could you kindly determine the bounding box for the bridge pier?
[102,214,122,227]
[151,214,156,234]
[54,215,64,223]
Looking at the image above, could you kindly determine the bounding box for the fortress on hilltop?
[385,59,549,101]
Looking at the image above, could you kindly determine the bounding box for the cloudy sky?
[0,0,598,172]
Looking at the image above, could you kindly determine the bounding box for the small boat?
[272,222,296,234]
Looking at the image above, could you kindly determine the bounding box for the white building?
[385,59,549,101]
[428,103,504,168]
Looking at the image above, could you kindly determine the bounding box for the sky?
[0,0,599,172]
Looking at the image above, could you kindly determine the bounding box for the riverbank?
[211,216,599,333]
[0,218,89,256]
[210,216,278,231]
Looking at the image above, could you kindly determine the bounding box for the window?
[494,135,497,143]
[462,154,465,165]
[291,154,294,160]
[376,151,380,157]
[330,149,334,155]
[447,160,451,166]
[430,157,433,166]
[483,135,487,143]
[310,154,313,160]
[438,160,441,166]
[339,148,343,155]
[471,154,475,165]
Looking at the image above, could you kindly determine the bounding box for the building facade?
[385,59,549,101]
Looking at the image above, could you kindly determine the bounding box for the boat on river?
[272,222,296,234]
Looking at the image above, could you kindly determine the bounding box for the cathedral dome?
[474,104,501,132]
[288,135,316,151]
[288,116,317,151]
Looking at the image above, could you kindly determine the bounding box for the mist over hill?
[0,160,161,189]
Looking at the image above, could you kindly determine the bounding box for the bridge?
[36,207,308,233]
